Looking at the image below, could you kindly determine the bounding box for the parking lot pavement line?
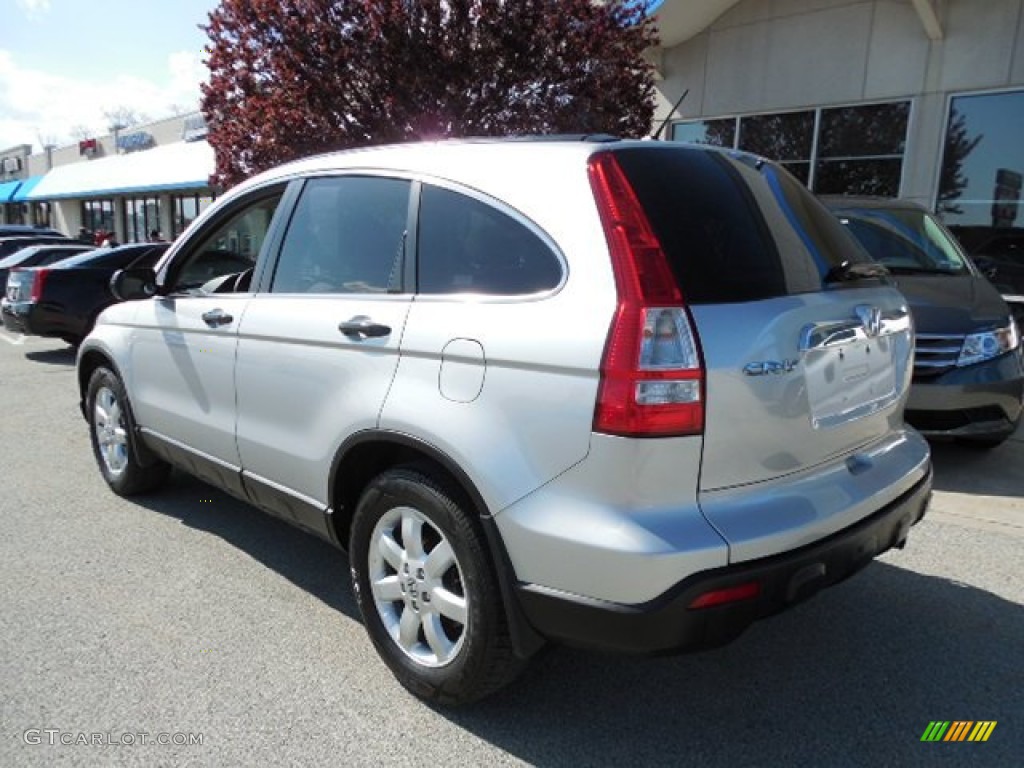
[0,331,26,345]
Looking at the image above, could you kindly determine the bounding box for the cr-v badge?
[743,359,799,376]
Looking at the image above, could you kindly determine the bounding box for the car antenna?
[651,88,689,141]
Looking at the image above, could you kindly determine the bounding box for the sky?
[0,0,220,153]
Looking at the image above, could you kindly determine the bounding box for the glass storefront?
[31,202,51,228]
[171,192,215,238]
[672,100,910,196]
[937,90,1024,262]
[81,199,115,235]
[124,196,160,242]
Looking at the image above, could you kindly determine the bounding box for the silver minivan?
[77,139,932,703]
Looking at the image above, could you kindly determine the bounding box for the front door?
[234,175,414,519]
[129,189,287,489]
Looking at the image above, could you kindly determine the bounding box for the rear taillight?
[28,268,49,302]
[588,152,705,437]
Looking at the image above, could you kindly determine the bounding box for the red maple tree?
[201,0,659,187]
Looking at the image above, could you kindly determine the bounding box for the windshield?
[833,207,971,275]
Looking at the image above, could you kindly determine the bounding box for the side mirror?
[110,268,157,301]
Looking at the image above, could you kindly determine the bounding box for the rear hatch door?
[615,147,913,491]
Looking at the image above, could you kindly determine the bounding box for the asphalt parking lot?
[1,331,1021,767]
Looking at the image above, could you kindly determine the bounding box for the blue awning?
[0,179,21,202]
[11,176,43,202]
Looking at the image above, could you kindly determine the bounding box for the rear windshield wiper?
[824,260,890,284]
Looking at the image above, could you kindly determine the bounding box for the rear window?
[418,185,562,295]
[614,147,869,303]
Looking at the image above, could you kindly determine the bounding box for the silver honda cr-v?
[77,138,932,704]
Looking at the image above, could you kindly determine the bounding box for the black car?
[0,235,70,260]
[0,224,64,238]
[0,243,95,291]
[2,243,169,345]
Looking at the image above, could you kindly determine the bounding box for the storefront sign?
[116,131,155,153]
[78,138,98,157]
[182,114,208,142]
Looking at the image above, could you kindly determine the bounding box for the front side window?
[834,207,971,275]
[417,185,562,295]
[167,191,282,292]
[271,176,410,294]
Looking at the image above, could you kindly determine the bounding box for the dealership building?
[651,0,1024,251]
[2,0,1023,254]
[0,112,215,243]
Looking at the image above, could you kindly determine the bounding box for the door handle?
[338,316,391,339]
[202,309,234,327]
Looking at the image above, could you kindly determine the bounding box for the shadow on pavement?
[446,562,1021,767]
[928,435,1024,498]
[121,469,1020,766]
[24,346,76,366]
[130,470,358,621]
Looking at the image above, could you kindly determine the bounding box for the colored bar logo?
[921,721,997,742]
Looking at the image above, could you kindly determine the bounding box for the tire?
[86,366,171,496]
[349,466,526,705]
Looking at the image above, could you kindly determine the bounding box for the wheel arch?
[328,431,493,550]
[77,347,120,410]
[328,430,546,658]
[77,346,162,469]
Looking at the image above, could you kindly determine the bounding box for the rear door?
[616,147,913,491]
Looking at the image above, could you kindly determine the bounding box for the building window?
[739,110,814,185]
[671,118,736,148]
[937,89,1024,258]
[672,100,910,196]
[815,102,909,196]
[81,199,114,235]
[124,196,160,242]
[31,202,51,228]
[171,193,215,237]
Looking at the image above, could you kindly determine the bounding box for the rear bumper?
[516,469,932,654]
[0,299,33,335]
[906,350,1024,439]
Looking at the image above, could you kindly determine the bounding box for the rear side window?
[614,147,869,303]
[417,185,561,295]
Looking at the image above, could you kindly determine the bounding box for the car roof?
[239,136,776,191]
